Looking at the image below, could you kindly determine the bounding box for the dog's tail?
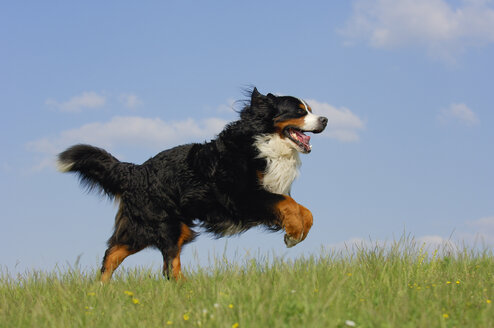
[57,144,135,199]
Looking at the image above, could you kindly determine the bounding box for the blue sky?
[1,0,493,273]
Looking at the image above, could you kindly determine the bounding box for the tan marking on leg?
[101,245,139,283]
[275,195,313,247]
[171,256,183,280]
[298,203,313,241]
[171,224,193,280]
[276,196,303,238]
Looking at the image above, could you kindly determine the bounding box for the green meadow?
[1,238,493,328]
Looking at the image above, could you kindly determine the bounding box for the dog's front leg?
[274,195,313,248]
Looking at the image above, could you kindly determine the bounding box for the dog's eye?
[298,108,306,115]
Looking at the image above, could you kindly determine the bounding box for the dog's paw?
[284,233,302,248]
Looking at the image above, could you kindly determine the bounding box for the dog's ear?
[250,87,264,106]
[251,88,277,107]
[241,87,275,121]
[251,87,275,108]
[266,93,276,101]
[252,87,261,98]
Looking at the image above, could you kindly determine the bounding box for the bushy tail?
[57,144,133,198]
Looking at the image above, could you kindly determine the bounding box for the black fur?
[58,88,327,279]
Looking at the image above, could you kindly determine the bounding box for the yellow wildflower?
[228,304,234,309]
[347,273,352,277]
[183,313,190,321]
[132,298,140,305]
[166,320,173,325]
[232,323,239,328]
[87,292,96,296]
[124,291,134,296]
[446,281,451,284]
[487,299,492,304]
[443,313,449,319]
[456,280,460,284]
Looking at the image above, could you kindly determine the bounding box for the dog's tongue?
[293,129,311,150]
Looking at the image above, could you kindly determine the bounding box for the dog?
[58,88,328,281]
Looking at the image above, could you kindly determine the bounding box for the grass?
[1,238,493,327]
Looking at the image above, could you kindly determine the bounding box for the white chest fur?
[254,134,301,195]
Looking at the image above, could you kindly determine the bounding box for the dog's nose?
[319,116,328,127]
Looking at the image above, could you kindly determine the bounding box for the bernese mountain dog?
[58,88,328,282]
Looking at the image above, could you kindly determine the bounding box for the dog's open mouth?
[285,127,312,153]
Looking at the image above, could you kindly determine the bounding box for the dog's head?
[243,88,328,153]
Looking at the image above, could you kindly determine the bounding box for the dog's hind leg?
[160,251,171,279]
[100,245,141,283]
[160,223,195,280]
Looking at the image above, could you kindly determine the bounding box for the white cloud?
[416,235,456,250]
[341,0,494,60]
[27,116,229,168]
[439,103,479,126]
[468,216,494,230]
[323,217,494,255]
[118,93,142,109]
[326,235,459,255]
[45,91,106,112]
[420,217,494,248]
[307,99,365,142]
[461,217,494,245]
